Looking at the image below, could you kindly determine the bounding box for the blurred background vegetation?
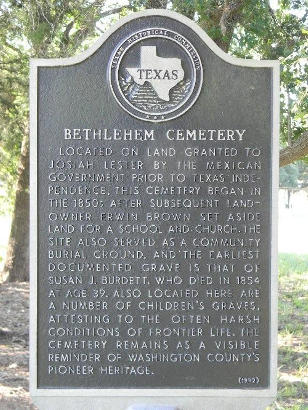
[272,254,307,409]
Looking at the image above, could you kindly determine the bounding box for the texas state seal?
[109,28,203,122]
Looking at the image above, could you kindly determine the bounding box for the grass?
[269,253,308,409]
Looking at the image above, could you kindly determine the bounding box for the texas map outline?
[126,46,184,101]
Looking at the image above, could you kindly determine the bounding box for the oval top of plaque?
[31,9,279,126]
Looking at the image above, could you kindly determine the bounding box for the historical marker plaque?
[30,9,279,410]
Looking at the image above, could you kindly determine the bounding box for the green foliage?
[279,161,308,188]
[28,22,51,48]
[0,24,29,211]
[0,0,108,213]
[268,253,308,409]
[279,253,308,276]
[278,253,308,336]
[229,0,308,150]
[280,163,300,187]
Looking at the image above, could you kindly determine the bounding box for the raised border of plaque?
[30,9,279,410]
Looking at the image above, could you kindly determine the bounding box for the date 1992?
[238,377,260,385]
